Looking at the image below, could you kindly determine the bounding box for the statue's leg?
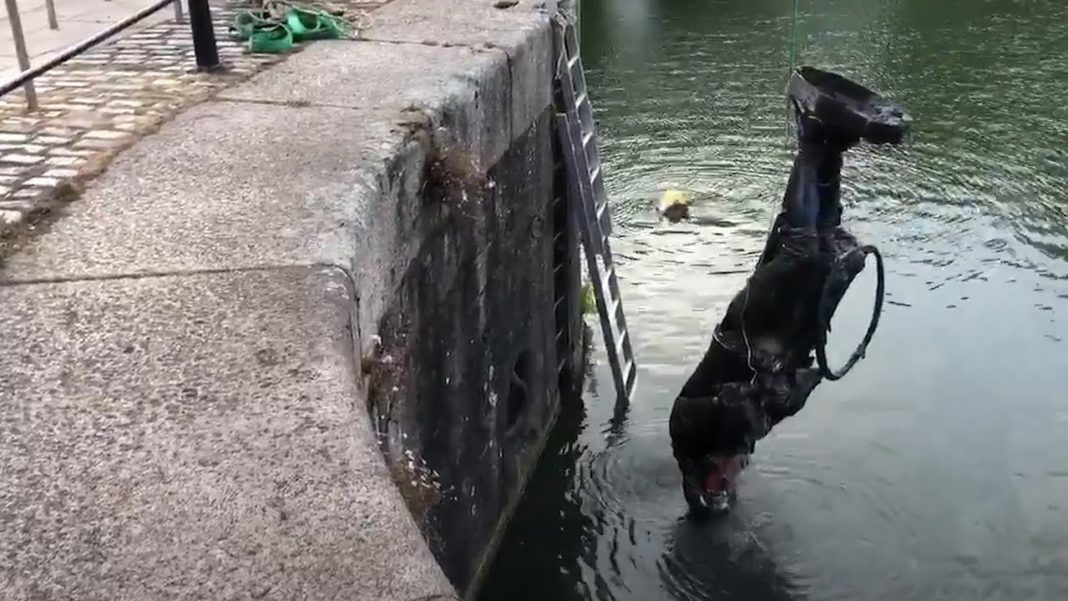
[717,112,844,372]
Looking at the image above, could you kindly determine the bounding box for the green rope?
[230,1,351,54]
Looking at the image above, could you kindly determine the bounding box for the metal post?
[187,0,220,71]
[173,0,183,23]
[3,0,38,110]
[44,0,58,29]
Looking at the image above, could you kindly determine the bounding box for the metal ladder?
[552,15,637,402]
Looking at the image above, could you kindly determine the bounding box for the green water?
[481,0,1068,599]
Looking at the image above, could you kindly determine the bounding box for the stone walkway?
[0,0,382,239]
[1,0,176,79]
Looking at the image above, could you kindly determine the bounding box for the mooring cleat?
[788,66,909,146]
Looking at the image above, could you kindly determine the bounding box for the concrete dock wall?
[368,110,568,594]
[0,1,582,599]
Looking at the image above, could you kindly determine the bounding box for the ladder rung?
[601,264,615,290]
[589,163,601,182]
[582,130,594,148]
[612,329,629,361]
[576,91,588,106]
[568,55,580,70]
[596,201,607,222]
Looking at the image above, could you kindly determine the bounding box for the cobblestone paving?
[0,0,388,238]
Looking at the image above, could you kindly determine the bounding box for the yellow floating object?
[658,189,691,210]
[657,189,692,222]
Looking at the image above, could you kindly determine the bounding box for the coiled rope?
[814,245,886,381]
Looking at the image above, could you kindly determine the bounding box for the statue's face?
[681,453,748,515]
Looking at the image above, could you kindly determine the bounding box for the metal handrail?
[2,0,220,110]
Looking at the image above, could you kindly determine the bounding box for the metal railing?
[2,0,221,110]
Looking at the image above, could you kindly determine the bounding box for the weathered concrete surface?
[0,267,454,601]
[0,38,550,284]
[0,101,395,279]
[367,109,560,594]
[1,0,574,598]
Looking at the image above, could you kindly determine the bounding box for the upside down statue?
[669,66,909,515]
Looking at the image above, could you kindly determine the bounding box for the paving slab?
[363,0,548,47]
[0,266,456,601]
[218,39,513,168]
[0,100,400,282]
[364,0,554,139]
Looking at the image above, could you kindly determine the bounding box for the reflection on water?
[482,0,1068,599]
